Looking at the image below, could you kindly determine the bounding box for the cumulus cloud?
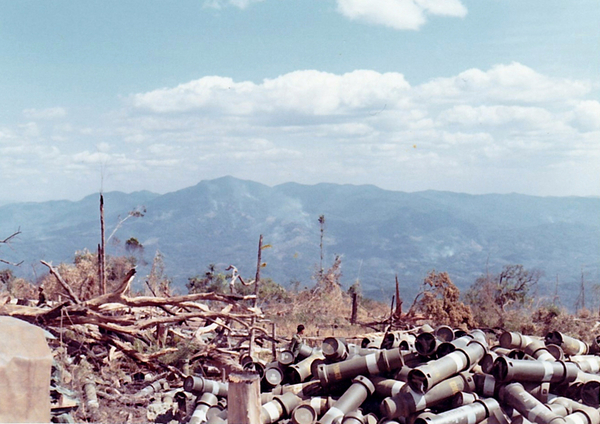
[132,70,411,115]
[336,0,467,30]
[570,100,600,131]
[439,105,555,128]
[2,62,597,201]
[120,62,600,196]
[418,62,591,104]
[22,107,67,120]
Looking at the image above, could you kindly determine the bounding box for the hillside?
[0,176,598,305]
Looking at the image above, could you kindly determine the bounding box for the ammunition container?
[381,372,475,419]
[297,343,317,361]
[569,356,600,374]
[263,362,286,389]
[413,398,501,424]
[279,350,296,366]
[184,376,229,397]
[499,382,566,424]
[290,397,333,424]
[435,326,455,342]
[362,336,383,349]
[492,357,579,384]
[545,332,589,356]
[189,392,218,424]
[317,348,404,387]
[342,409,366,424]
[317,376,375,424]
[500,332,555,362]
[260,392,303,424]
[272,380,324,399]
[370,376,406,398]
[322,338,349,362]
[408,339,486,393]
[288,351,326,384]
[383,332,416,350]
[415,332,439,358]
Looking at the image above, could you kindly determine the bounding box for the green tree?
[186,264,228,294]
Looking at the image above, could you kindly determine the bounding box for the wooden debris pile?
[0,263,267,423]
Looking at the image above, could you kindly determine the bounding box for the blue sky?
[1,0,599,203]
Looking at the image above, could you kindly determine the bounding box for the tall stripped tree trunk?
[99,193,106,295]
[248,234,263,358]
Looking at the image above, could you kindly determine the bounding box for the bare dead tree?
[0,228,23,266]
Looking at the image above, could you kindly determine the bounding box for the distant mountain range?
[1,176,598,307]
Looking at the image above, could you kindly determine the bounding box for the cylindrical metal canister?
[317,376,375,424]
[322,337,349,362]
[500,382,567,424]
[361,335,383,349]
[545,332,589,356]
[492,357,579,384]
[370,376,406,398]
[413,398,501,424]
[297,343,316,361]
[291,397,333,424]
[317,348,404,387]
[279,350,296,366]
[415,332,439,357]
[569,356,600,374]
[189,392,218,424]
[435,326,455,342]
[263,362,285,389]
[271,380,324,399]
[341,409,366,424]
[184,376,228,397]
[381,372,475,419]
[288,350,326,384]
[260,392,303,424]
[408,339,486,393]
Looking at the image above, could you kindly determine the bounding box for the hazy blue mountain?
[1,176,598,307]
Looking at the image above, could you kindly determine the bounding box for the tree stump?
[228,372,261,424]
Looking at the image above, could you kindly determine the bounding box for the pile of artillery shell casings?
[181,326,600,424]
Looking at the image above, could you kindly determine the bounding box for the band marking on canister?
[590,359,600,374]
[333,364,342,381]
[449,353,467,371]
[410,390,427,410]
[326,406,344,420]
[568,412,586,424]
[392,381,404,396]
[467,409,477,424]
[366,354,379,374]
[528,404,548,423]
[542,361,553,382]
[263,402,281,423]
[577,340,587,355]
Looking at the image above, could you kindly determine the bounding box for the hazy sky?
[1,0,599,204]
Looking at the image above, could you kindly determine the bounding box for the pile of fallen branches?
[0,262,269,422]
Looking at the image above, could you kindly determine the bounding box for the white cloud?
[132,70,411,116]
[119,62,600,197]
[418,62,591,104]
[2,62,597,201]
[19,122,41,138]
[336,0,467,30]
[22,107,67,120]
[570,100,600,131]
[439,105,555,128]
[203,0,264,9]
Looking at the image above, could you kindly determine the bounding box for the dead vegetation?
[1,226,599,422]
